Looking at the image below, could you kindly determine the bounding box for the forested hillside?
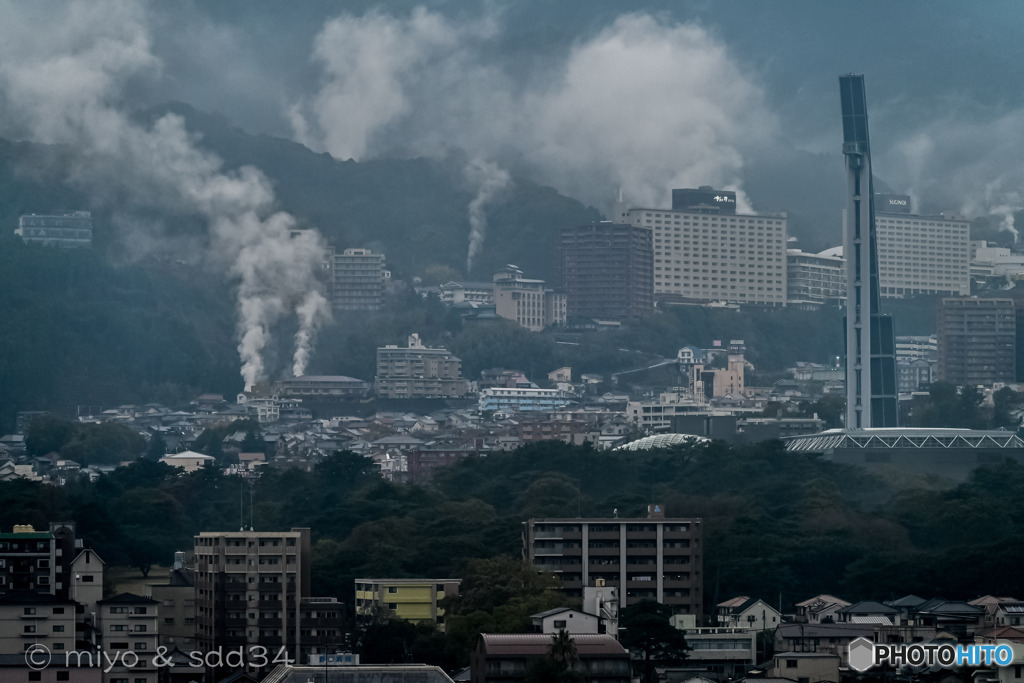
[3,441,1023,618]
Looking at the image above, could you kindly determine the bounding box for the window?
[135,642,147,651]
[554,620,567,629]
[388,586,398,594]
[23,607,36,616]
[786,660,798,668]
[57,674,70,682]
[82,575,94,582]
[52,607,64,615]
[53,625,65,632]
[29,672,41,682]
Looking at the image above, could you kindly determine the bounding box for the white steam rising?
[883,107,1024,231]
[291,9,773,213]
[0,1,329,387]
[464,159,512,276]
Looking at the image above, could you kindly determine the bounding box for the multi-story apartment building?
[0,526,57,594]
[524,506,703,619]
[625,391,710,432]
[439,281,494,306]
[559,222,653,320]
[937,297,1016,386]
[354,579,460,630]
[516,418,599,446]
[329,247,388,311]
[193,528,311,661]
[15,211,93,248]
[0,591,78,658]
[147,553,196,650]
[375,334,471,399]
[492,265,566,331]
[478,387,574,413]
[299,597,344,654]
[97,593,160,683]
[0,523,100,605]
[618,191,788,306]
[787,248,846,307]
[875,199,970,298]
[275,375,371,400]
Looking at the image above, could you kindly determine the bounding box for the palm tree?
[549,629,579,670]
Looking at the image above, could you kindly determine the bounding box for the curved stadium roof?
[615,433,711,451]
[785,427,1024,452]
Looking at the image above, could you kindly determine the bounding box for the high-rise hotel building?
[874,195,970,298]
[616,187,788,306]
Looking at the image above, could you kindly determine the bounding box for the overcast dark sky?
[1,0,1019,383]
[4,1,1024,223]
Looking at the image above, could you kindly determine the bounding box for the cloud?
[0,0,330,387]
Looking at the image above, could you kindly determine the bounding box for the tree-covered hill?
[4,442,1024,626]
[0,236,240,428]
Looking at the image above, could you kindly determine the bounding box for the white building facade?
[876,212,970,297]
[622,208,788,306]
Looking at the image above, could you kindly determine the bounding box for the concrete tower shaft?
[839,74,898,428]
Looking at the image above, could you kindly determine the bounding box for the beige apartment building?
[492,265,566,331]
[620,206,788,306]
[97,593,160,683]
[0,592,77,659]
[375,333,471,399]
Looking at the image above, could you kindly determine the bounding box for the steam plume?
[464,159,512,276]
[291,10,771,213]
[0,1,329,388]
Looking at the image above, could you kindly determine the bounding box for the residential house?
[794,594,851,624]
[835,601,901,625]
[685,627,758,680]
[717,597,781,631]
[773,652,840,683]
[159,451,215,472]
[530,607,600,635]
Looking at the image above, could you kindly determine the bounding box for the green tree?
[618,600,690,683]
[145,432,168,460]
[25,415,76,456]
[444,555,568,664]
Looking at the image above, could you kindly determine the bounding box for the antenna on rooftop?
[240,480,244,531]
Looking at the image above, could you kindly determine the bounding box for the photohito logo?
[848,637,1014,672]
[25,644,51,671]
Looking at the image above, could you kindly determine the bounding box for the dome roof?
[615,433,711,451]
